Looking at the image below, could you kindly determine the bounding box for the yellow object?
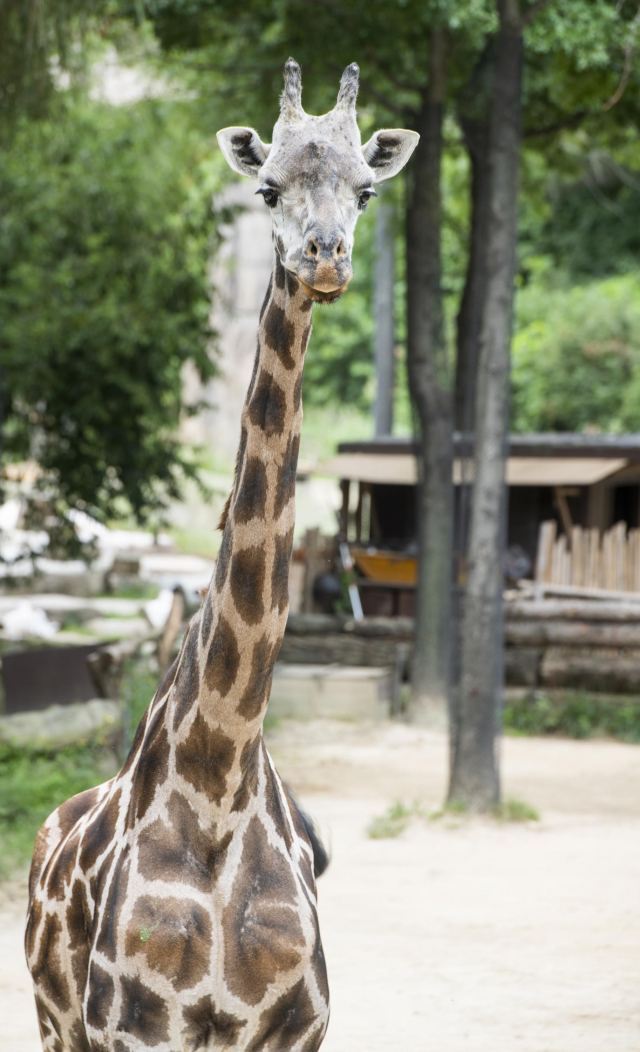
[352,549,417,585]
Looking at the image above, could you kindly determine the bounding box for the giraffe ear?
[361,129,420,182]
[216,127,271,179]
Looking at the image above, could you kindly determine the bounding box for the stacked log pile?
[283,602,640,694]
[505,598,640,693]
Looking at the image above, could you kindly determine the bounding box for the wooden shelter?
[318,433,640,614]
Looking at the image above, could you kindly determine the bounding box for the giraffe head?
[217,59,419,303]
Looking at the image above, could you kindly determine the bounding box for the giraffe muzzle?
[297,233,353,300]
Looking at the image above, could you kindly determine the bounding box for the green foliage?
[0,97,226,528]
[511,270,640,432]
[366,800,421,839]
[0,655,161,880]
[492,798,540,822]
[542,165,640,279]
[503,690,640,743]
[0,741,117,878]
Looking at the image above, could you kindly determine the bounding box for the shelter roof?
[336,433,640,460]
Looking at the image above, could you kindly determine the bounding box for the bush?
[503,690,640,743]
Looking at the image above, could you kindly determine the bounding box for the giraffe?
[25,59,418,1052]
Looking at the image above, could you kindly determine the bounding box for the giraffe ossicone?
[25,59,418,1052]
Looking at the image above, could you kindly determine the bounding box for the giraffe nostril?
[306,237,319,258]
[335,240,346,258]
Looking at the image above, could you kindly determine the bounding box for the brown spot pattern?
[200,594,213,645]
[286,270,301,298]
[79,788,122,874]
[28,826,50,902]
[264,301,296,370]
[117,974,170,1046]
[204,615,241,697]
[125,895,212,991]
[69,1020,91,1052]
[234,455,268,524]
[274,435,300,521]
[275,243,286,286]
[222,816,305,1005]
[229,543,266,625]
[259,275,274,319]
[172,623,201,731]
[31,913,71,1012]
[95,850,130,962]
[182,995,247,1052]
[311,915,330,1005]
[176,710,235,803]
[25,895,43,962]
[120,705,150,776]
[138,791,231,893]
[46,831,80,901]
[293,372,303,413]
[248,369,287,438]
[237,633,279,721]
[264,762,293,852]
[230,737,261,813]
[86,961,114,1030]
[215,520,233,589]
[57,787,100,841]
[129,708,170,823]
[271,527,294,614]
[66,878,92,997]
[34,993,53,1040]
[246,978,319,1052]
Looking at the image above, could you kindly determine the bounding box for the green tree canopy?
[0,97,226,531]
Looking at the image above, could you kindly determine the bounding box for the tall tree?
[406,29,453,713]
[0,98,223,540]
[449,0,525,807]
[449,0,634,808]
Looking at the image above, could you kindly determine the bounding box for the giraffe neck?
[163,249,312,811]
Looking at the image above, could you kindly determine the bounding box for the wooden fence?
[535,520,640,593]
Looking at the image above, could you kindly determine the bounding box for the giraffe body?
[26,60,418,1052]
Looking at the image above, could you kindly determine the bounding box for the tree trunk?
[449,10,524,809]
[454,44,494,433]
[374,183,396,436]
[405,29,453,716]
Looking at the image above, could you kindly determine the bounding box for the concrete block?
[268,664,393,721]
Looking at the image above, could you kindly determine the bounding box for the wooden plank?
[506,620,640,647]
[520,580,640,602]
[506,599,640,621]
[541,648,640,692]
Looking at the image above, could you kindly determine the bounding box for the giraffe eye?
[358,188,377,210]
[257,187,279,208]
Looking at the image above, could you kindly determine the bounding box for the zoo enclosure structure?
[318,433,640,614]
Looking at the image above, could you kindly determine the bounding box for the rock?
[269,663,394,721]
[0,699,122,753]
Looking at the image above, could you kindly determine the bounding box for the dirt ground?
[2,720,639,1051]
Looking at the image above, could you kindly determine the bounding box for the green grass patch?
[0,742,118,879]
[504,690,640,743]
[492,798,540,822]
[428,799,468,822]
[0,657,162,881]
[367,800,422,839]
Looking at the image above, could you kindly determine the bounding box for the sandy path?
[2,723,639,1051]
